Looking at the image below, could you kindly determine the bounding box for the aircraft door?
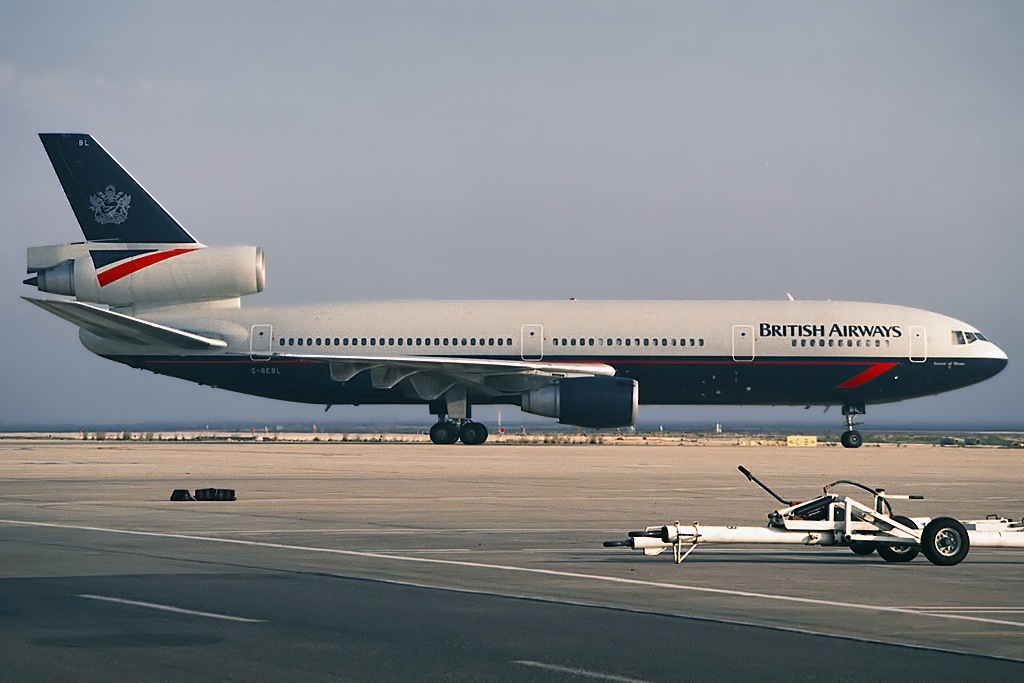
[909,325,927,363]
[732,325,755,362]
[250,324,273,361]
[521,324,543,361]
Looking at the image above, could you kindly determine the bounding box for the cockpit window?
[952,330,988,344]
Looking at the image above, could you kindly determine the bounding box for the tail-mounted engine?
[26,243,265,307]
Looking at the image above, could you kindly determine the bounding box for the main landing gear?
[840,403,865,449]
[429,418,489,445]
[428,389,488,445]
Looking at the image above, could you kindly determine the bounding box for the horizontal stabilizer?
[23,297,227,350]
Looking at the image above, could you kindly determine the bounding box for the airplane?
[23,134,1008,447]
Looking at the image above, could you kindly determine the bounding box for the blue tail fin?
[39,134,197,244]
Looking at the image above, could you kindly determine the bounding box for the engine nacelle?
[520,376,638,429]
[27,245,265,306]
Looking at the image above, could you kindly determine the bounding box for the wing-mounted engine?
[520,376,639,428]
[25,243,265,307]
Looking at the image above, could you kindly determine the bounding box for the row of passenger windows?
[279,335,707,350]
[792,339,890,348]
[552,337,705,347]
[281,336,514,348]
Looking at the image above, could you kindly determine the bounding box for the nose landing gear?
[840,403,865,449]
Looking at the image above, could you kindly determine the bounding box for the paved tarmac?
[1,438,1023,681]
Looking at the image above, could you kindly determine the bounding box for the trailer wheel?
[921,517,970,566]
[849,541,875,556]
[876,515,919,563]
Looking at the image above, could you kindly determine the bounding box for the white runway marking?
[4,518,1023,630]
[79,594,265,623]
[515,660,655,683]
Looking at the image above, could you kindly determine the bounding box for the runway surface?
[2,439,1023,681]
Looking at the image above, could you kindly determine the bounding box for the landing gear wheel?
[849,541,875,556]
[921,517,970,566]
[429,421,460,445]
[459,421,489,446]
[840,430,863,449]
[876,515,919,563]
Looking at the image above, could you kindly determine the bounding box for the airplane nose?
[990,342,1009,363]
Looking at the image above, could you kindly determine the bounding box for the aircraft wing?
[278,352,617,399]
[23,297,229,351]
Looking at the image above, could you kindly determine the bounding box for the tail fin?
[39,134,196,244]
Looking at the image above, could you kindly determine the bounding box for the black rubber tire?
[876,515,920,563]
[429,421,460,445]
[841,430,863,448]
[921,517,970,566]
[459,421,489,445]
[849,541,876,556]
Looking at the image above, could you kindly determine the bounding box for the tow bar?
[603,465,1024,566]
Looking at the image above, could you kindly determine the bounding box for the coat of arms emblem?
[89,185,132,225]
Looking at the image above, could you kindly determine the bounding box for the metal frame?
[605,467,1024,566]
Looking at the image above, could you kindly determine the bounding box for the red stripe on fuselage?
[97,248,198,287]
[836,362,899,389]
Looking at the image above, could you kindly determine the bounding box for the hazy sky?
[2,2,1022,429]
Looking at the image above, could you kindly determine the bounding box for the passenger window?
[416,338,422,345]
[488,338,494,346]
[370,338,376,346]
[470,338,476,346]
[398,338,403,346]
[316,338,322,346]
[289,338,295,346]
[792,339,798,347]
[389,338,395,346]
[497,338,503,346]
[588,338,594,346]
[298,338,304,346]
